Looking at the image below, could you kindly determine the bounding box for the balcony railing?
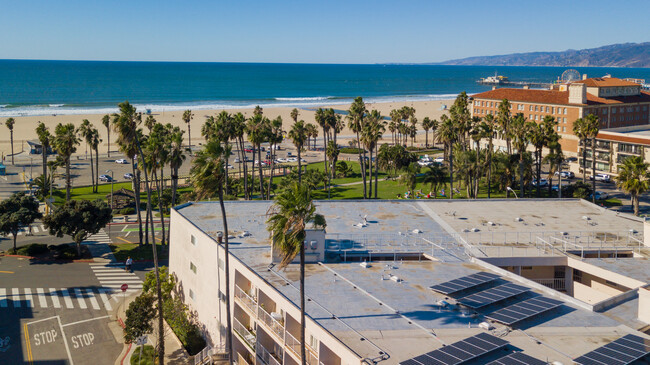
[233,317,256,350]
[285,331,319,365]
[235,285,257,315]
[237,352,253,365]
[531,278,566,291]
[256,342,282,365]
[258,305,285,340]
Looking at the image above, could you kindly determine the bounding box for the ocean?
[2,60,650,117]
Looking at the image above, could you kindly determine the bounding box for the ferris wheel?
[561,69,581,83]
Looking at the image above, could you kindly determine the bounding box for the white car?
[227,164,234,169]
[433,157,445,163]
[418,160,433,167]
[115,159,128,164]
[275,158,287,163]
[287,157,298,163]
[590,173,611,182]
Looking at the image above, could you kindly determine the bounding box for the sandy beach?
[0,99,453,159]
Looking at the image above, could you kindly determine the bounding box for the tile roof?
[472,88,650,106]
[572,77,640,88]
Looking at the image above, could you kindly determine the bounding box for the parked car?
[433,157,444,163]
[551,184,559,192]
[227,164,234,169]
[554,171,575,179]
[99,174,114,182]
[418,160,433,167]
[123,173,134,180]
[115,159,128,164]
[287,157,298,163]
[275,158,287,163]
[590,173,611,182]
[234,158,241,163]
[590,191,609,200]
[531,178,548,187]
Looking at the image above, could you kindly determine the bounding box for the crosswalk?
[89,262,143,292]
[6,224,47,237]
[0,287,118,310]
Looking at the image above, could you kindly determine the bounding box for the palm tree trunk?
[582,140,587,183]
[356,132,367,199]
[89,146,95,193]
[449,146,454,199]
[224,143,230,195]
[107,127,111,157]
[187,123,192,150]
[300,235,306,365]
[633,194,639,216]
[591,138,596,203]
[487,139,492,199]
[536,150,541,198]
[42,145,47,179]
[519,154,525,198]
[258,147,264,199]
[217,185,233,362]
[239,138,248,200]
[95,146,99,194]
[374,144,379,199]
[10,131,14,165]
[132,162,143,246]
[65,158,71,202]
[368,148,373,198]
[156,168,166,248]
[323,130,329,198]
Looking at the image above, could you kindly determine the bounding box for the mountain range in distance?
[436,42,650,68]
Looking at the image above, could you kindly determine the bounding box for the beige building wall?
[638,286,650,324]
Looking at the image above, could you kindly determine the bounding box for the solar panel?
[574,334,650,365]
[485,296,563,325]
[487,352,547,365]
[399,332,509,365]
[457,282,530,309]
[430,272,500,295]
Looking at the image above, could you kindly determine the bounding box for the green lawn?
[52,182,193,208]
[305,161,390,185]
[109,242,168,262]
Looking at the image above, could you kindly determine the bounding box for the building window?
[189,289,196,300]
[557,126,561,132]
[522,266,533,270]
[545,106,549,113]
[190,262,197,274]
[191,235,196,245]
[309,335,319,351]
[529,105,533,111]
[563,108,567,114]
[563,127,566,132]
[612,108,616,114]
[573,269,582,283]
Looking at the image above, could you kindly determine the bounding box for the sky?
[1,0,649,64]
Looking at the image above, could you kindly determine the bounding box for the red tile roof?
[572,77,640,88]
[472,88,650,106]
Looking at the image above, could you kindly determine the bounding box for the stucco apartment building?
[470,76,650,164]
[169,199,650,365]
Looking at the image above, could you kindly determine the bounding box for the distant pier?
[477,80,552,88]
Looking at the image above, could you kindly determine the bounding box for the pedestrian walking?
[125,256,133,272]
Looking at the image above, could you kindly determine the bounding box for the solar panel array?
[485,296,563,326]
[430,272,500,295]
[457,282,530,309]
[399,332,508,365]
[573,334,650,365]
[487,352,547,365]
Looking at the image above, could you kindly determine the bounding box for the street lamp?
[506,186,519,199]
[106,170,114,210]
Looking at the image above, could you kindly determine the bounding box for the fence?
[459,230,644,250]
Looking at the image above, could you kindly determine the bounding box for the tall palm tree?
[232,112,249,199]
[115,101,165,362]
[421,117,437,149]
[102,114,111,157]
[572,117,589,183]
[347,97,368,198]
[435,115,457,199]
[52,123,79,202]
[36,122,52,178]
[479,114,496,198]
[5,118,15,165]
[315,108,330,189]
[449,93,471,148]
[399,162,421,198]
[289,120,308,184]
[388,110,400,145]
[497,99,512,154]
[266,182,326,365]
[267,116,283,198]
[510,113,533,198]
[183,110,194,150]
[247,114,269,199]
[362,110,385,198]
[615,156,650,216]
[168,127,186,209]
[90,128,101,194]
[545,138,564,198]
[305,123,318,150]
[584,113,600,203]
[79,120,96,193]
[528,122,546,198]
[423,164,446,198]
[190,139,234,361]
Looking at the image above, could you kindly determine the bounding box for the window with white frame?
[191,235,196,245]
[190,261,197,274]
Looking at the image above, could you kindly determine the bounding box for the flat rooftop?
[175,200,650,364]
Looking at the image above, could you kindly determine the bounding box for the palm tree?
[615,156,650,216]
[572,117,590,183]
[362,110,385,198]
[5,118,15,165]
[183,110,194,150]
[449,93,471,148]
[289,120,308,184]
[267,116,283,198]
[421,117,437,149]
[399,162,420,198]
[510,113,533,198]
[423,164,446,198]
[79,120,96,193]
[102,114,111,157]
[232,113,249,199]
[544,138,564,197]
[52,123,79,202]
[190,139,234,360]
[90,128,101,194]
[479,114,496,198]
[36,122,52,178]
[305,123,318,150]
[315,108,330,191]
[169,127,186,209]
[246,114,269,199]
[144,115,157,132]
[528,121,546,198]
[266,182,326,365]
[388,110,400,145]
[347,97,368,198]
[497,99,512,154]
[583,113,600,203]
[435,115,457,199]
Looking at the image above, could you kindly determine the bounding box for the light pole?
[507,186,519,199]
[106,170,114,210]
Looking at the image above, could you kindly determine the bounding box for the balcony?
[531,278,566,291]
[258,305,285,341]
[256,342,282,365]
[233,317,256,351]
[237,352,254,365]
[235,285,258,316]
[285,331,319,365]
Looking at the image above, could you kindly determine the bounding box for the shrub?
[119,207,136,215]
[163,296,206,355]
[130,345,157,365]
[8,243,49,256]
[49,243,83,260]
[339,147,365,154]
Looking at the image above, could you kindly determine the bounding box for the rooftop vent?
[515,217,523,222]
[582,216,590,221]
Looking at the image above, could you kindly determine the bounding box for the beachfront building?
[470,76,650,159]
[169,199,650,364]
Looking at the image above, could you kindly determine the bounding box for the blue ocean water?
[1,60,650,117]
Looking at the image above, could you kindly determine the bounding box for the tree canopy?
[0,192,42,252]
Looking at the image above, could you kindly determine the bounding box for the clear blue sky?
[1,0,649,64]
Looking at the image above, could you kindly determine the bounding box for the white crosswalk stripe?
[0,288,119,310]
[8,224,47,237]
[89,262,144,291]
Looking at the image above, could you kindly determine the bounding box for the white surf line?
[0,288,6,307]
[57,316,74,365]
[24,288,34,308]
[12,288,21,307]
[61,288,74,308]
[97,289,112,311]
[36,288,48,308]
[85,289,100,310]
[49,288,61,308]
[61,315,110,327]
[73,288,87,309]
